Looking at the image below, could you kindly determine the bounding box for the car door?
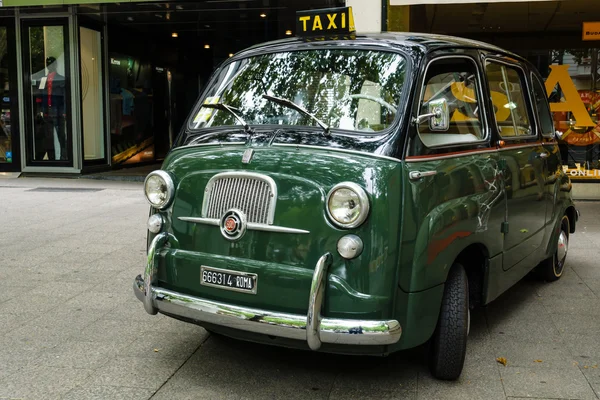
[483,57,548,271]
[530,72,560,227]
[402,53,505,292]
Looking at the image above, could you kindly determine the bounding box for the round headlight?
[326,182,370,228]
[144,170,174,209]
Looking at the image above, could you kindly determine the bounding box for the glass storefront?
[0,26,12,164]
[522,48,600,181]
[21,20,72,166]
[80,25,105,162]
[108,52,157,166]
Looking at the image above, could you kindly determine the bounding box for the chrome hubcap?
[557,230,568,265]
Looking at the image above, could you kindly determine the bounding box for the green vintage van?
[134,7,578,380]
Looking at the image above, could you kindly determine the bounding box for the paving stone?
[62,385,155,400]
[179,335,338,399]
[329,356,418,400]
[549,313,600,336]
[562,334,600,359]
[86,356,184,390]
[121,329,209,360]
[490,339,578,369]
[36,340,124,370]
[0,365,93,399]
[500,366,597,400]
[417,357,504,400]
[539,296,600,316]
[575,357,600,398]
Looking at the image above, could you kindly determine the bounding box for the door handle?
[539,152,549,159]
[409,170,437,180]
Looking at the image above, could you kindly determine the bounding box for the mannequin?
[36,56,67,161]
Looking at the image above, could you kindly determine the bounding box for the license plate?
[200,266,257,294]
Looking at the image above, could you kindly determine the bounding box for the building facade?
[0,0,598,184]
[387,0,600,184]
[0,0,341,175]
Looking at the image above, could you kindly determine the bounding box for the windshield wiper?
[262,94,330,136]
[200,103,253,134]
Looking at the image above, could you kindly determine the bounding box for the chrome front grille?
[202,172,277,224]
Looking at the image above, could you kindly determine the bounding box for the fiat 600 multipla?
[134,7,578,380]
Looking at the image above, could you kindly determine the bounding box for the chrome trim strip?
[272,143,401,163]
[201,171,278,225]
[307,253,331,350]
[178,216,309,234]
[498,143,544,152]
[406,148,497,162]
[178,217,220,226]
[247,223,309,234]
[133,274,401,346]
[185,142,247,149]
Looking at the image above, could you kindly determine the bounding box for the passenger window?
[531,75,555,137]
[485,62,533,137]
[417,58,484,148]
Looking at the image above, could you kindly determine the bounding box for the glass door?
[21,19,73,167]
[0,21,19,170]
[79,23,106,166]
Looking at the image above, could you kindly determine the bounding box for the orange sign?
[583,22,600,41]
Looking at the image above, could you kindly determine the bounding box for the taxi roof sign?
[296,7,356,37]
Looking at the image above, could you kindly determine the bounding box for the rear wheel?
[429,263,469,380]
[537,215,569,282]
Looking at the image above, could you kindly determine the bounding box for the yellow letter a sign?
[545,65,595,128]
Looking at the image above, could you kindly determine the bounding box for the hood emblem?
[242,149,254,164]
[220,209,247,241]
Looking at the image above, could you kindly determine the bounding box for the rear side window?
[531,74,555,137]
[485,62,533,138]
[417,57,485,148]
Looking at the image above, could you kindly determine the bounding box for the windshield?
[189,48,408,133]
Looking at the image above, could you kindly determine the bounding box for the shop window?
[485,62,533,138]
[0,27,11,163]
[108,54,155,165]
[417,57,484,148]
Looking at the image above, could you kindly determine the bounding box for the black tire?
[429,263,469,380]
[537,215,570,282]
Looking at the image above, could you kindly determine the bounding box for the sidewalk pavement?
[0,177,599,399]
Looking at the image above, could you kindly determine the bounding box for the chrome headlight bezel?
[144,170,175,210]
[326,182,370,229]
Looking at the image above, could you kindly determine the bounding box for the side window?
[417,57,485,148]
[485,62,533,138]
[531,74,555,137]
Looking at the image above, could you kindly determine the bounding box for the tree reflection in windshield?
[189,49,407,134]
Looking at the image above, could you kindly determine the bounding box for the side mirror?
[416,98,449,132]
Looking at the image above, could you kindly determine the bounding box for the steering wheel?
[347,94,397,114]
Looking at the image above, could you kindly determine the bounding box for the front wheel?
[537,215,570,282]
[429,263,469,380]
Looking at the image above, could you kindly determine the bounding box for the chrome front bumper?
[134,232,402,350]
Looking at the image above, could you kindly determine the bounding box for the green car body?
[134,31,577,378]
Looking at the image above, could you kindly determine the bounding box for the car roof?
[238,32,526,64]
